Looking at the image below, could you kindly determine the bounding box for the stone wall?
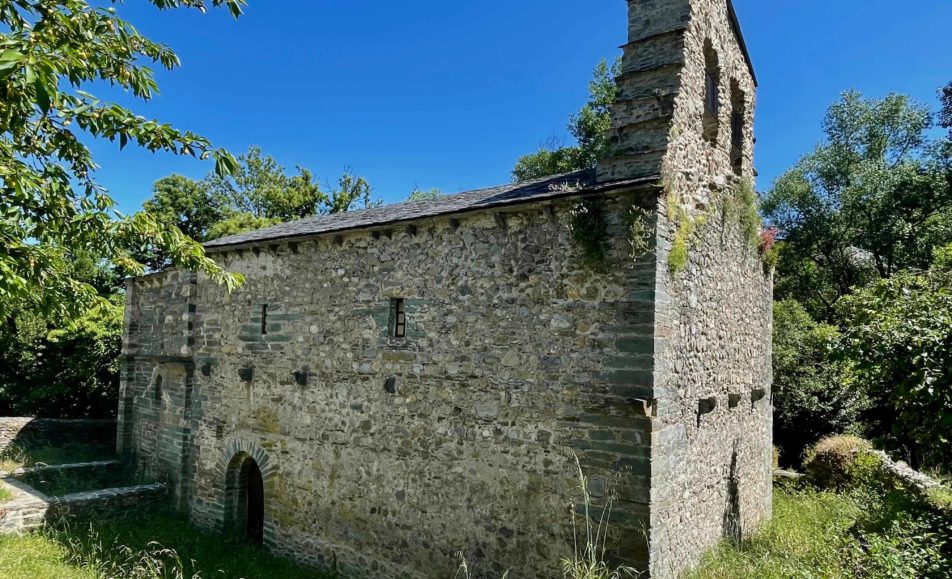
[643,0,771,576]
[0,476,167,535]
[120,1,772,576]
[124,192,664,577]
[0,418,116,453]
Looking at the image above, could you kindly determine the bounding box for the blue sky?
[90,0,952,212]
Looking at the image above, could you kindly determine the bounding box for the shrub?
[855,511,950,578]
[837,244,952,469]
[803,436,881,490]
[0,302,121,418]
[772,300,868,467]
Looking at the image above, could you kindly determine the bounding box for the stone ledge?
[0,482,166,535]
[871,450,945,495]
[0,460,121,479]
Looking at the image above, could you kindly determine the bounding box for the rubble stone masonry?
[120,1,772,577]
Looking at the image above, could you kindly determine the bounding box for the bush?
[0,302,121,418]
[838,244,952,469]
[772,300,868,466]
[803,436,881,490]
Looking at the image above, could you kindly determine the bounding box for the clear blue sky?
[91,0,952,212]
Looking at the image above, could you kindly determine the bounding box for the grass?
[688,483,952,579]
[0,513,331,579]
[686,488,862,579]
[0,533,96,578]
[20,463,135,497]
[0,480,13,503]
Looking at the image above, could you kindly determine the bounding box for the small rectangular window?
[390,298,406,338]
[261,304,268,335]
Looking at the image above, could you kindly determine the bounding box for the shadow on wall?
[0,418,117,456]
[722,441,741,544]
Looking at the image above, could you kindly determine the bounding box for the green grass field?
[688,485,951,579]
[0,514,331,579]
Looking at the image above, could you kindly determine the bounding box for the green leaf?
[34,77,51,114]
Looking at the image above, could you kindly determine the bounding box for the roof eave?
[727,0,757,87]
[202,175,661,255]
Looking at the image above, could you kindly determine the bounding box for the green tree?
[772,300,867,466]
[407,187,445,202]
[0,0,246,319]
[838,244,952,468]
[763,91,952,321]
[513,58,619,182]
[128,175,226,270]
[207,212,282,241]
[325,169,379,214]
[940,81,951,139]
[145,175,224,242]
[0,266,121,419]
[141,148,379,243]
[203,146,326,223]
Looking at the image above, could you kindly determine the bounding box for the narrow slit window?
[702,40,721,145]
[260,305,268,335]
[153,375,163,404]
[729,79,747,175]
[391,298,406,338]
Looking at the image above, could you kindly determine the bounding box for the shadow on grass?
[40,511,335,579]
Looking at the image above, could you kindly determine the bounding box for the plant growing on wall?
[626,206,653,262]
[570,199,611,270]
[665,178,770,275]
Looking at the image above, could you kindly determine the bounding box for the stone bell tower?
[598,1,773,577]
[597,0,756,187]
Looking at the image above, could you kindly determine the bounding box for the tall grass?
[0,514,330,579]
[454,455,638,579]
[686,489,862,579]
[563,456,638,579]
[46,521,200,579]
[0,442,115,473]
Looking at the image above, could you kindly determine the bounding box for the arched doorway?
[225,453,265,545]
[245,460,264,544]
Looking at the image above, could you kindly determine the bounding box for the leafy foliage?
[837,245,952,468]
[134,147,380,267]
[407,187,445,202]
[772,301,867,466]
[0,0,248,319]
[763,91,952,321]
[802,435,878,490]
[569,199,611,270]
[513,59,619,182]
[723,180,762,252]
[940,81,952,140]
[0,298,121,418]
[205,146,323,222]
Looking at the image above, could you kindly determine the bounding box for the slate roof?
[203,169,659,251]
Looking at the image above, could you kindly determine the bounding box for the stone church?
[118,0,773,577]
